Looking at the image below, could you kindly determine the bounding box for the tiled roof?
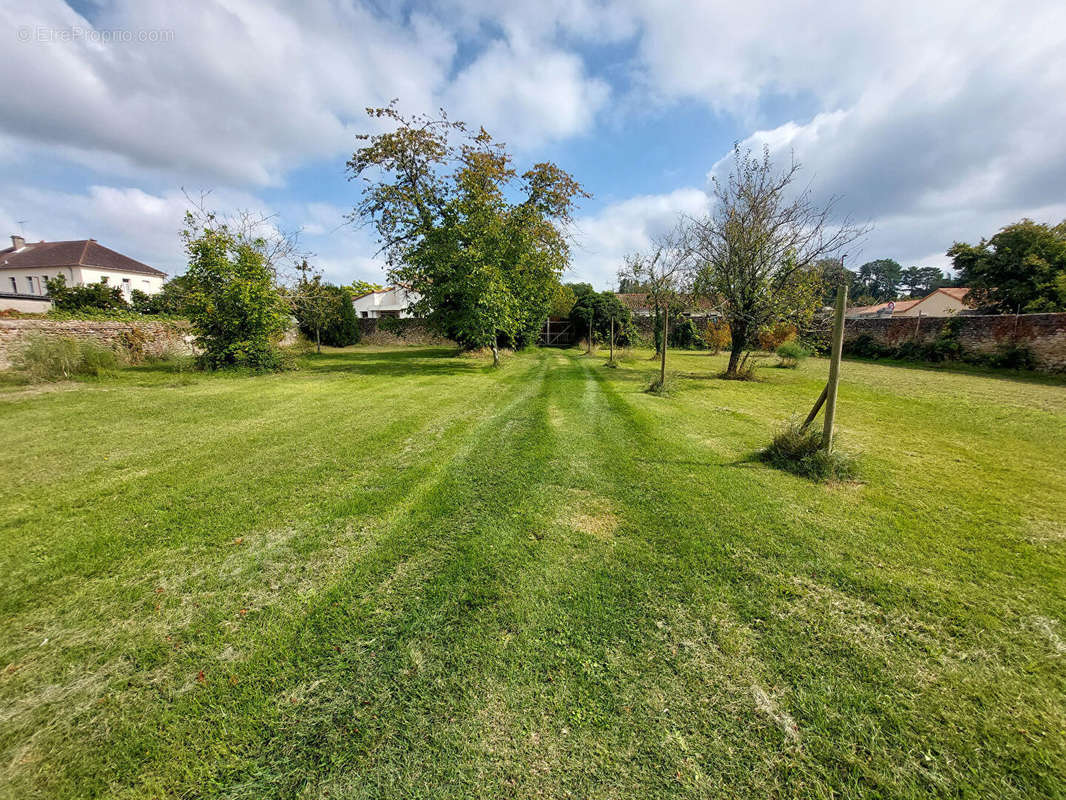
[0,240,165,277]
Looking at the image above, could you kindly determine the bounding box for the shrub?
[986,342,1036,370]
[704,318,731,354]
[776,341,809,368]
[46,274,129,312]
[758,322,797,351]
[14,335,121,382]
[759,419,858,481]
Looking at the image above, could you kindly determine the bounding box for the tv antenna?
[15,220,28,237]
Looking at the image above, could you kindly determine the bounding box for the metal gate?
[540,318,573,347]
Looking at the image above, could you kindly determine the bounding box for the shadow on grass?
[842,355,1066,387]
[299,347,487,378]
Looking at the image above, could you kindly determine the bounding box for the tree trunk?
[726,320,748,376]
[491,341,500,367]
[659,309,668,386]
[587,311,594,354]
[653,302,662,355]
[315,326,321,354]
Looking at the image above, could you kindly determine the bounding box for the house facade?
[0,235,166,310]
[351,286,420,318]
[847,288,972,319]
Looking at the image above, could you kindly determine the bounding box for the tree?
[569,289,631,357]
[899,266,947,298]
[344,280,384,298]
[948,219,1066,313]
[812,258,857,306]
[548,283,576,318]
[621,224,690,391]
[689,146,866,378]
[347,104,587,366]
[856,259,903,302]
[181,211,289,370]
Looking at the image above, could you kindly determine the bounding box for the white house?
[0,235,166,310]
[351,286,420,318]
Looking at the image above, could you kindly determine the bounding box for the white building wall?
[0,266,164,300]
[352,287,420,318]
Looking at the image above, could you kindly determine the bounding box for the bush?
[776,341,809,368]
[758,322,797,351]
[759,419,858,481]
[14,335,121,382]
[704,318,731,354]
[46,274,129,312]
[987,342,1036,370]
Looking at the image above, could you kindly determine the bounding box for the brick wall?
[840,313,1066,372]
[0,319,194,368]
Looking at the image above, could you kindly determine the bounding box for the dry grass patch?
[560,489,618,540]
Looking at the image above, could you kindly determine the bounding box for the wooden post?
[822,283,848,451]
[587,309,594,354]
[609,317,615,364]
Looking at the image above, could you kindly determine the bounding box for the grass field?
[2,345,1065,799]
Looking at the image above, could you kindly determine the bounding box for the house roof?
[0,240,166,277]
[848,298,921,316]
[848,287,972,317]
[935,287,971,302]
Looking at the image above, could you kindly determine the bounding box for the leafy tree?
[181,212,289,370]
[617,274,651,293]
[856,259,903,302]
[344,280,384,298]
[548,283,576,318]
[569,290,632,356]
[899,266,947,298]
[689,146,866,378]
[948,219,1066,312]
[46,274,128,311]
[811,258,857,305]
[347,104,587,366]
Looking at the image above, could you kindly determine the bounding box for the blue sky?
[2,0,1065,288]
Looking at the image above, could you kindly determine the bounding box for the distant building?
[0,235,166,311]
[847,288,971,319]
[351,286,420,318]
[615,292,720,319]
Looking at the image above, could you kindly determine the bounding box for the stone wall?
[357,317,453,346]
[840,313,1066,372]
[0,319,194,368]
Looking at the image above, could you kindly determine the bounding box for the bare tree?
[621,223,691,391]
[688,146,867,378]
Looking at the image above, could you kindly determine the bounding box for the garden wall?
[0,319,194,368]
[357,318,453,346]
[841,313,1066,373]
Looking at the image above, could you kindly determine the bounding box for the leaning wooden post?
[822,283,848,451]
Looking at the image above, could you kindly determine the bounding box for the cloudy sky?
[2,0,1064,288]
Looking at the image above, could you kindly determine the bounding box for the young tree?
[46,274,128,311]
[688,146,866,378]
[621,225,691,391]
[181,212,289,370]
[347,104,588,366]
[948,219,1066,312]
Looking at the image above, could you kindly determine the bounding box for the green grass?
[2,345,1065,799]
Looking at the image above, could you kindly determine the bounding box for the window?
[25,277,34,294]
[9,277,15,293]
[361,311,368,318]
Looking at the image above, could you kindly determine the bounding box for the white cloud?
[569,188,710,287]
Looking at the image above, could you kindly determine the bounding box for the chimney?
[11,235,24,250]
